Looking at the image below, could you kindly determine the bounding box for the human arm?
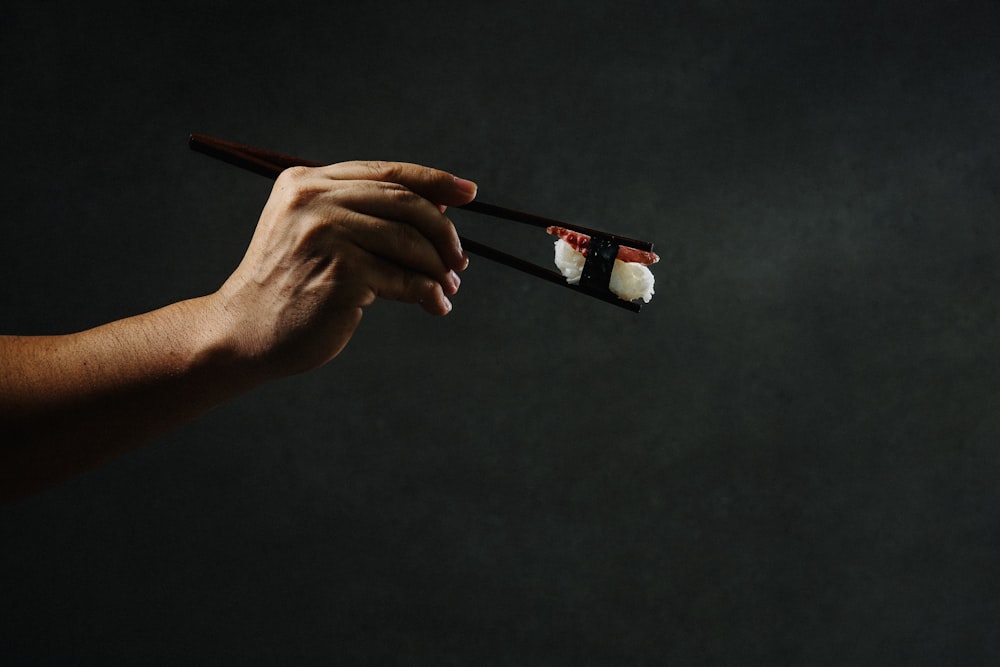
[0,161,477,501]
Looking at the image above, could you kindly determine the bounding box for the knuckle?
[379,181,420,206]
[275,168,321,209]
[364,160,404,183]
[402,272,435,302]
[399,270,418,293]
[281,165,312,180]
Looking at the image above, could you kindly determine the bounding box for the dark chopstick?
[189,133,324,175]
[459,200,652,252]
[189,134,651,251]
[188,133,650,312]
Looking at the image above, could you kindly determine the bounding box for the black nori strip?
[579,235,619,291]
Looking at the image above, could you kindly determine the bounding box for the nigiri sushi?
[547,226,659,303]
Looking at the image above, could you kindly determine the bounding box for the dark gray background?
[2,1,999,664]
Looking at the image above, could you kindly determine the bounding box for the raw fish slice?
[546,226,659,265]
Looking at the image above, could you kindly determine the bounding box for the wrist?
[179,293,273,393]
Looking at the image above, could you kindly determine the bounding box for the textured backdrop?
[2,1,999,664]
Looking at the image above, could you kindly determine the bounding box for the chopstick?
[189,133,325,175]
[188,133,651,312]
[459,200,652,251]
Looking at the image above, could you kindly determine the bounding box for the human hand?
[206,161,478,379]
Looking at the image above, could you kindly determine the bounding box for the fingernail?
[443,296,453,312]
[453,176,478,198]
[442,270,460,296]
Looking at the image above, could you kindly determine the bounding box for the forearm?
[0,160,475,502]
[1,294,259,500]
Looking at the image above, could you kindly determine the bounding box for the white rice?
[553,238,655,303]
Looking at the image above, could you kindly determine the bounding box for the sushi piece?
[547,226,659,303]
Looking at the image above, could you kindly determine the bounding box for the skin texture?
[0,161,477,502]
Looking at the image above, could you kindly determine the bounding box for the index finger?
[318,160,478,208]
